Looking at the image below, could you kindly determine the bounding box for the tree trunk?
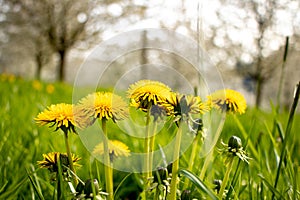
[255,76,264,108]
[35,53,43,80]
[58,50,66,82]
[140,30,148,79]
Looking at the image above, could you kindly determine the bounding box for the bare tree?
[207,0,299,108]
[1,0,147,81]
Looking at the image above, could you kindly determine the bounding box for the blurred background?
[0,0,299,109]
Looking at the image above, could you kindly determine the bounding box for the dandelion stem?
[169,121,183,200]
[102,119,114,200]
[63,131,78,186]
[183,133,200,189]
[144,108,151,191]
[218,157,234,199]
[200,114,225,180]
[149,120,158,180]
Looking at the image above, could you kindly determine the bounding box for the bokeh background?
[0,0,299,109]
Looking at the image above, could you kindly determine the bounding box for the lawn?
[0,74,299,199]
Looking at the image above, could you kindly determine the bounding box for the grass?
[0,74,299,199]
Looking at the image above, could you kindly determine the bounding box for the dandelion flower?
[37,152,81,172]
[93,140,130,161]
[46,84,55,94]
[32,80,42,91]
[35,103,77,133]
[207,89,247,114]
[127,80,173,111]
[164,93,209,117]
[78,92,128,122]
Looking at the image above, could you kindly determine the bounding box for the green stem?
[218,157,234,199]
[200,114,225,180]
[183,134,200,189]
[102,119,113,200]
[168,121,183,200]
[199,150,213,180]
[63,131,78,186]
[149,121,158,180]
[144,110,151,190]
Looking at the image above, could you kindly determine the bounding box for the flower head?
[207,89,247,114]
[35,103,77,133]
[78,92,128,122]
[93,140,130,162]
[127,80,173,112]
[219,135,250,164]
[46,84,55,94]
[32,80,42,91]
[37,152,81,172]
[164,93,209,117]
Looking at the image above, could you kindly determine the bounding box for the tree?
[1,0,147,81]
[202,0,300,108]
[10,0,91,81]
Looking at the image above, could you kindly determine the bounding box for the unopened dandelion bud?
[150,104,167,121]
[75,181,85,196]
[181,189,192,200]
[192,118,203,134]
[213,179,222,193]
[154,167,168,183]
[84,179,99,197]
[228,135,242,153]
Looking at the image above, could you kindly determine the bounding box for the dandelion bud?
[181,189,192,200]
[84,179,99,197]
[150,104,167,121]
[154,167,168,183]
[192,118,203,134]
[75,181,85,196]
[213,179,222,193]
[228,135,242,153]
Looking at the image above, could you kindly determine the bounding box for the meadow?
[0,74,299,199]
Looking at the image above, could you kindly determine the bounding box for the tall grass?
[0,74,299,199]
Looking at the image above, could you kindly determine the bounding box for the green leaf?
[178,169,218,200]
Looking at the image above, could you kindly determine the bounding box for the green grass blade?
[0,176,28,199]
[26,168,45,200]
[273,82,300,198]
[258,174,285,199]
[179,169,217,200]
[114,173,132,198]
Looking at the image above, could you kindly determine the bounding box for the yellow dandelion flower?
[8,74,16,83]
[32,80,42,91]
[207,89,247,114]
[127,80,173,111]
[35,103,77,133]
[37,152,81,172]
[164,93,209,116]
[78,92,128,122]
[93,140,130,161]
[46,84,55,94]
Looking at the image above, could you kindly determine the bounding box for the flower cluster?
[35,79,249,199]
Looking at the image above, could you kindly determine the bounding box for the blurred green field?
[0,74,299,199]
